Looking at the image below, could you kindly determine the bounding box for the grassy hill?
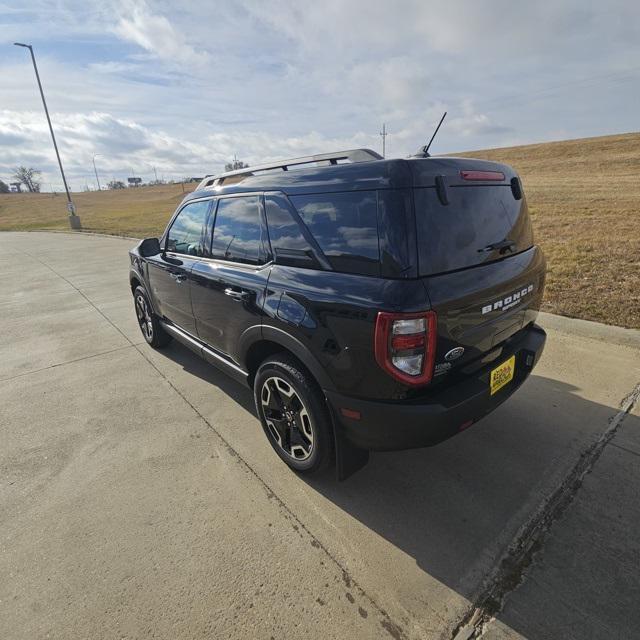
[1,132,638,328]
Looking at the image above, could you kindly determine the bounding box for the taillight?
[374,311,437,386]
[460,170,505,181]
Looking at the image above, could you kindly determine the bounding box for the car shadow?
[303,375,640,639]
[157,341,639,639]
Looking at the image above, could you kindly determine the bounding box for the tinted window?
[414,186,534,275]
[211,196,265,265]
[377,189,414,278]
[290,191,379,276]
[265,195,321,269]
[265,195,315,252]
[166,200,210,256]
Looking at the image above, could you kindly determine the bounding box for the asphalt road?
[2,231,639,640]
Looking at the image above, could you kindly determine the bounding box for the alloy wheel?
[135,294,153,341]
[260,376,314,460]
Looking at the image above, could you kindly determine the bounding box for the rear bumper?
[325,324,546,451]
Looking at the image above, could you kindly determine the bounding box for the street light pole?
[92,154,102,191]
[14,42,80,229]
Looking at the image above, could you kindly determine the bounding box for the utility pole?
[14,43,80,229]
[92,154,102,191]
[143,163,159,184]
[379,123,388,158]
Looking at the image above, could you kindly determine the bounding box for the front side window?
[166,200,210,256]
[211,195,266,265]
[290,191,380,276]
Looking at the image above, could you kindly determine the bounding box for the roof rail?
[197,148,383,189]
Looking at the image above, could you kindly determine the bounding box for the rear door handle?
[224,287,249,301]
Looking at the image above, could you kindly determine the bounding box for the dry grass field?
[0,182,197,239]
[1,132,638,327]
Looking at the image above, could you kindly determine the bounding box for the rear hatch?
[410,157,546,377]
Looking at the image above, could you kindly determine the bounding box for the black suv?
[129,149,546,478]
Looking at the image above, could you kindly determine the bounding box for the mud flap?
[330,409,370,481]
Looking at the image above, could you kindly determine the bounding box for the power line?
[472,66,640,111]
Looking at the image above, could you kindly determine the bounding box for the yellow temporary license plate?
[490,355,516,395]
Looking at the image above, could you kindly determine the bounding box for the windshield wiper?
[478,239,516,254]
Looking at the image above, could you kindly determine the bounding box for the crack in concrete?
[131,345,410,640]
[22,229,141,241]
[24,248,410,640]
[0,344,138,383]
[450,381,640,640]
[610,441,640,458]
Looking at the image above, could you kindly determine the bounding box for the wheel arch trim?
[244,325,335,391]
[129,269,160,316]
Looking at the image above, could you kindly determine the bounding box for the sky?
[1,0,639,191]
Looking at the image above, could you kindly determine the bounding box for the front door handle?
[170,272,187,283]
[224,287,249,301]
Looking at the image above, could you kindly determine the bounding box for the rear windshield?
[414,185,533,276]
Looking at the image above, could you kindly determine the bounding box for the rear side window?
[265,195,324,270]
[290,191,379,276]
[377,189,414,278]
[265,195,315,253]
[211,196,266,265]
[166,200,210,256]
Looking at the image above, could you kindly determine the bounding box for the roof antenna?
[412,111,447,158]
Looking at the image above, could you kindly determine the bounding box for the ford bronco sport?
[129,148,546,478]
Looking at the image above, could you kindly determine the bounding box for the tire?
[133,285,172,348]
[254,353,333,474]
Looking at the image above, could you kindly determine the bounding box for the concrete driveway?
[2,231,639,640]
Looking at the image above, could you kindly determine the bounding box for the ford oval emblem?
[445,346,465,361]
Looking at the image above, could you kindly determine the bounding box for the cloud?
[2,0,639,190]
[0,110,200,187]
[447,101,514,138]
[112,0,210,67]
[0,109,380,189]
[241,0,640,59]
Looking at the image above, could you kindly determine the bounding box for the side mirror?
[139,237,161,257]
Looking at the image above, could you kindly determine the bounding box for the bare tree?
[224,159,249,171]
[12,166,41,192]
[108,180,126,190]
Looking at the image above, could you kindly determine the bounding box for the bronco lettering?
[482,284,534,315]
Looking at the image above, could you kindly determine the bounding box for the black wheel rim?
[135,294,153,341]
[260,376,314,461]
